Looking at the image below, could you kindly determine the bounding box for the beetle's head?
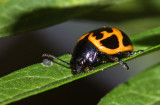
[70,58,87,74]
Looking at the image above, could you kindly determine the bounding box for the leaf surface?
[98,63,160,105]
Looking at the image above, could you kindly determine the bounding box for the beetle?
[43,27,143,74]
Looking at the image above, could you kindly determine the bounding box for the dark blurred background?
[0,19,159,105]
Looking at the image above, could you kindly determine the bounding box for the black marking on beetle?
[105,27,113,33]
[92,32,103,40]
[100,34,119,49]
[83,33,90,40]
[121,31,132,46]
[79,33,90,41]
[91,27,113,40]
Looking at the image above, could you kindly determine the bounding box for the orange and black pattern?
[78,27,133,55]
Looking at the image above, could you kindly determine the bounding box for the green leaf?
[0,0,131,38]
[98,63,160,105]
[79,0,160,34]
[131,26,160,51]
[0,25,160,104]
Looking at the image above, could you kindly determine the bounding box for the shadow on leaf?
[132,34,160,46]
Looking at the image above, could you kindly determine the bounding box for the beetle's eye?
[76,59,84,66]
[80,59,84,65]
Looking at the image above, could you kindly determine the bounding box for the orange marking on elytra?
[88,27,133,55]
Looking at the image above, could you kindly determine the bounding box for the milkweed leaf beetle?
[43,27,143,74]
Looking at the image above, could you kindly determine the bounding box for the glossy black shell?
[70,27,134,74]
[70,35,100,74]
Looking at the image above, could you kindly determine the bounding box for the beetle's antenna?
[42,53,70,65]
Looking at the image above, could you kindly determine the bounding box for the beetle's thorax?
[70,36,99,74]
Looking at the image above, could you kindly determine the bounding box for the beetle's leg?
[107,55,129,70]
[120,50,144,57]
[130,50,144,56]
[88,66,94,72]
[82,68,87,73]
